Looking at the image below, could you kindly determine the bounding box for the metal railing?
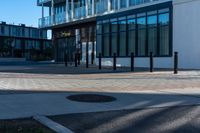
[39,0,162,28]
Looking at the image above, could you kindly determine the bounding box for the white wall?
[173,0,200,69]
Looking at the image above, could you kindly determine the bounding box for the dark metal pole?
[150,52,153,72]
[91,52,94,65]
[86,42,89,68]
[78,52,81,65]
[113,53,117,71]
[64,53,67,67]
[99,53,102,70]
[75,53,78,67]
[131,52,135,72]
[174,52,178,74]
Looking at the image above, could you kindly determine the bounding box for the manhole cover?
[67,94,117,103]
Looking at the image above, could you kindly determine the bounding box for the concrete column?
[71,0,74,20]
[92,0,95,15]
[66,0,69,22]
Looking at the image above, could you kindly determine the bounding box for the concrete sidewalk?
[1,89,200,120]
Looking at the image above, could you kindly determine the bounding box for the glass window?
[128,19,136,30]
[97,35,102,55]
[159,13,169,25]
[128,30,136,56]
[138,29,146,56]
[148,15,157,27]
[130,0,136,6]
[137,17,146,29]
[148,15,157,56]
[160,25,169,56]
[148,28,157,55]
[103,21,110,33]
[119,20,126,31]
[97,24,102,34]
[120,0,127,8]
[111,21,118,32]
[111,33,118,55]
[159,13,169,56]
[119,32,126,56]
[103,34,110,56]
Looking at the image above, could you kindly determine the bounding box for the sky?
[0,0,42,27]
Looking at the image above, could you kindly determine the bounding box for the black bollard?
[99,53,102,70]
[91,52,94,65]
[150,52,154,72]
[131,52,135,72]
[78,52,81,65]
[64,53,68,67]
[113,53,117,71]
[75,53,78,67]
[174,52,178,74]
[86,52,89,68]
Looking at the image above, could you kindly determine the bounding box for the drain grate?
[67,94,117,103]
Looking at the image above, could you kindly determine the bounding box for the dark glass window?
[128,30,136,56]
[96,6,171,58]
[103,34,110,56]
[111,21,118,55]
[120,0,127,8]
[159,13,169,56]
[1,26,5,34]
[97,35,102,55]
[128,18,136,30]
[148,15,157,55]
[137,16,146,56]
[119,19,127,56]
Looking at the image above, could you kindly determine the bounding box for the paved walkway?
[0,64,200,120]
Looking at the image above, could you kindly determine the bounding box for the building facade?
[38,0,200,69]
[0,22,52,60]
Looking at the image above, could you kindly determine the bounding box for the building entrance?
[56,36,76,62]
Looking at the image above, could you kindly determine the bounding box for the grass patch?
[0,118,55,133]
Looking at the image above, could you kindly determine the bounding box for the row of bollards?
[65,52,179,74]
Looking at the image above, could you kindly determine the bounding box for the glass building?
[37,0,200,69]
[0,22,52,59]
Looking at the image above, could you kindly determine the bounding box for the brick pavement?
[0,64,200,94]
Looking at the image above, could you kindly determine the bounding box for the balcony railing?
[39,0,162,28]
[38,0,51,4]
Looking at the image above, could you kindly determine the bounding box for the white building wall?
[173,0,200,69]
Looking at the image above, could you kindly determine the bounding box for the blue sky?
[0,0,41,27]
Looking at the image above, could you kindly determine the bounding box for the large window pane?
[128,18,136,30]
[103,34,110,56]
[138,29,146,56]
[159,13,169,25]
[128,30,136,56]
[148,27,157,55]
[103,23,110,33]
[119,32,126,56]
[137,17,146,29]
[120,0,127,8]
[97,35,102,55]
[97,24,102,34]
[111,21,118,32]
[111,33,118,55]
[160,26,169,56]
[148,15,157,27]
[119,20,126,31]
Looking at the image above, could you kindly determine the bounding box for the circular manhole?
[67,94,117,103]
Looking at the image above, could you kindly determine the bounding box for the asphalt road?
[50,105,200,133]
